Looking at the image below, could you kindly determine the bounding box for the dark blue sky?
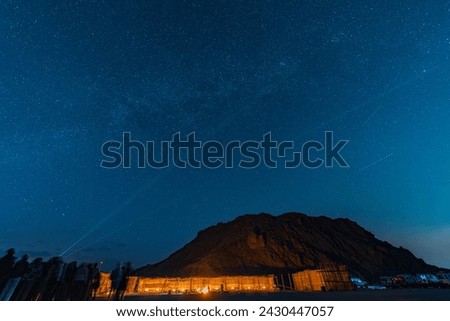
[1,1,449,270]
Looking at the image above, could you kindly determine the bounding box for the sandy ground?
[118,288,450,301]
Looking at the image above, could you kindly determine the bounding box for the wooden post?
[288,273,293,290]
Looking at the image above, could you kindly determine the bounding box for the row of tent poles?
[274,274,295,291]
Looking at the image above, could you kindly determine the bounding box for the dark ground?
[120,288,450,301]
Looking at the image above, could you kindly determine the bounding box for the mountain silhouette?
[137,212,442,281]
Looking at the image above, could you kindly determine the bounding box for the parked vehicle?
[380,276,393,288]
[392,274,417,288]
[415,274,429,287]
[350,277,367,289]
[437,272,450,288]
[424,274,440,287]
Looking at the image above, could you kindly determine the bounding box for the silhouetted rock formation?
[137,213,442,281]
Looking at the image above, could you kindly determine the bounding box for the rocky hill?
[137,212,441,281]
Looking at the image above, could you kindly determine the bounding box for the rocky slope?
[137,212,441,281]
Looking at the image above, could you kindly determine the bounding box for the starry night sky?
[1,1,449,270]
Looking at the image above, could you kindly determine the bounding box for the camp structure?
[98,274,276,295]
[97,264,353,296]
[291,264,354,292]
[137,275,276,294]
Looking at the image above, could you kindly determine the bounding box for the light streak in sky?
[358,153,394,172]
[63,204,169,258]
[60,172,168,256]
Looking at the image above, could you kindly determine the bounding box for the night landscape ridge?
[136,212,447,282]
